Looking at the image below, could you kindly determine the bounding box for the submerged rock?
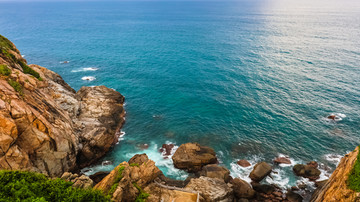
[159,143,174,156]
[249,162,272,182]
[286,190,303,202]
[237,159,251,167]
[274,157,291,165]
[172,143,217,172]
[293,163,321,181]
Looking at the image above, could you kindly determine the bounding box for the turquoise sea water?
[1,0,360,189]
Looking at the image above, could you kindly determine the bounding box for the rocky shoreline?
[0,35,125,176]
[1,35,359,201]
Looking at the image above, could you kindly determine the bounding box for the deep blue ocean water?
[1,0,360,189]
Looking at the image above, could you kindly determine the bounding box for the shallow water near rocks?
[1,0,360,189]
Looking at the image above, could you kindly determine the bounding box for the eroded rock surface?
[0,35,125,176]
[172,143,217,172]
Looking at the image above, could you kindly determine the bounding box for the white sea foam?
[60,61,69,64]
[325,113,346,122]
[21,55,25,58]
[117,131,126,142]
[72,67,99,72]
[265,168,290,190]
[125,142,188,180]
[324,154,343,166]
[275,153,299,167]
[230,155,262,183]
[81,76,96,81]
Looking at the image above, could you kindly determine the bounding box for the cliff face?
[311,147,359,202]
[0,35,125,176]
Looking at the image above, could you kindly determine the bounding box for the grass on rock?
[0,64,11,76]
[0,170,109,202]
[7,78,23,96]
[347,147,360,191]
[133,183,150,202]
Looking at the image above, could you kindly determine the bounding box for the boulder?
[231,178,255,199]
[198,164,231,183]
[61,172,93,189]
[237,160,251,167]
[128,153,149,165]
[89,171,110,184]
[274,157,291,165]
[185,176,234,202]
[293,164,321,181]
[249,162,272,182]
[144,183,198,202]
[251,182,275,194]
[286,190,303,202]
[307,161,318,169]
[172,143,217,172]
[159,144,174,156]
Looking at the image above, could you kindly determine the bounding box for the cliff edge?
[0,35,125,177]
[311,147,359,202]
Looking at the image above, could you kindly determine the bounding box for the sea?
[1,0,359,192]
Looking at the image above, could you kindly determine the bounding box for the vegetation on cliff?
[0,170,109,202]
[0,64,11,76]
[348,147,360,191]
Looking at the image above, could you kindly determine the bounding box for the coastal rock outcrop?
[198,164,231,183]
[185,176,234,202]
[311,147,359,202]
[232,178,256,199]
[60,172,94,189]
[249,162,272,182]
[0,35,125,176]
[293,163,321,181]
[172,142,217,172]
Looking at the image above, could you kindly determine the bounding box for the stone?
[128,153,149,165]
[237,160,251,167]
[61,172,94,189]
[274,157,291,164]
[286,190,303,202]
[198,164,231,183]
[159,144,174,156]
[144,183,198,202]
[89,171,110,184]
[315,180,328,188]
[249,162,272,182]
[251,182,275,194]
[232,178,255,199]
[293,164,321,181]
[307,161,318,169]
[172,143,217,172]
[185,176,234,202]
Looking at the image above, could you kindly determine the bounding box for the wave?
[71,67,99,72]
[229,155,262,183]
[81,76,96,81]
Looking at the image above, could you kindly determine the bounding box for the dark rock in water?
[137,143,149,150]
[89,171,110,184]
[251,182,275,194]
[172,143,217,172]
[232,178,256,199]
[249,162,272,182]
[274,157,291,164]
[159,143,174,156]
[327,114,336,120]
[307,161,319,169]
[291,186,299,191]
[293,164,321,181]
[128,153,149,165]
[237,159,251,167]
[286,190,303,202]
[198,164,231,183]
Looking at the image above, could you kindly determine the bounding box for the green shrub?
[0,170,110,202]
[19,61,42,80]
[0,35,18,53]
[7,78,23,96]
[130,163,140,167]
[348,147,360,191]
[133,183,150,202]
[0,64,11,76]
[108,166,125,196]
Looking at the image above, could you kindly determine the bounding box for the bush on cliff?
[0,64,11,76]
[348,148,360,191]
[0,170,110,202]
[7,78,23,96]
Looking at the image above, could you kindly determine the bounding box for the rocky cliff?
[311,147,359,202]
[0,35,125,177]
